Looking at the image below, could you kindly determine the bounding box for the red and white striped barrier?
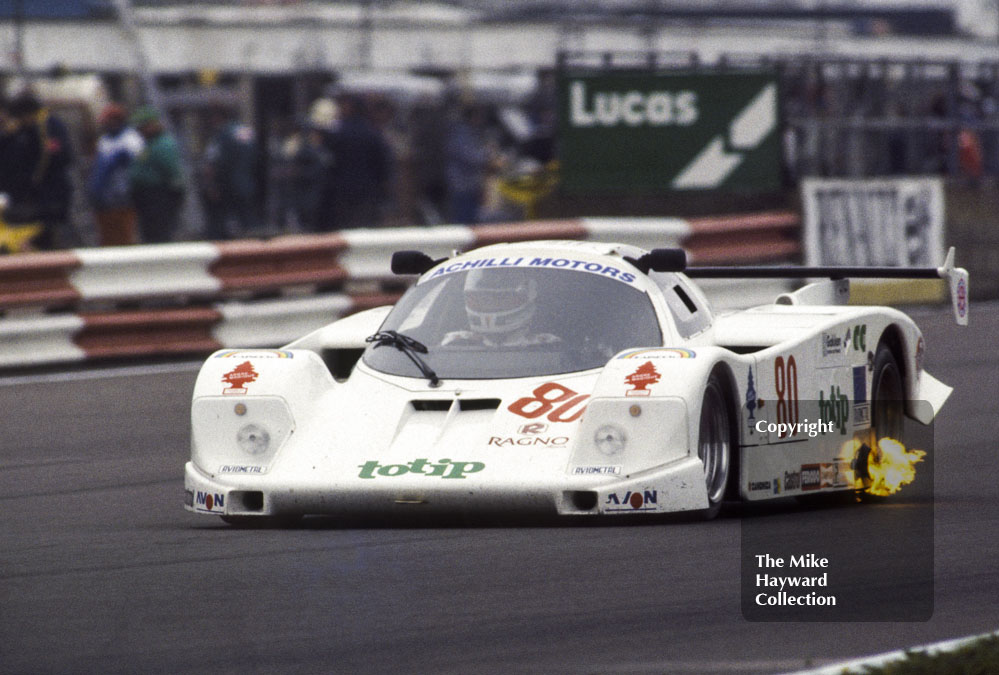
[0,213,800,369]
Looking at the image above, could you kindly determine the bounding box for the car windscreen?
[363,265,663,380]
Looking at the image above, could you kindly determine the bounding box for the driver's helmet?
[463,268,537,335]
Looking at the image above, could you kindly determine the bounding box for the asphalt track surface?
[2,302,997,675]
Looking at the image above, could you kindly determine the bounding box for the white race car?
[184,240,968,524]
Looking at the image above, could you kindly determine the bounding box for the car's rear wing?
[630,246,969,326]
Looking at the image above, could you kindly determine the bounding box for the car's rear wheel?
[871,343,905,443]
[697,375,732,519]
[856,343,906,502]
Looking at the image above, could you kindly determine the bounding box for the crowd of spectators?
[0,91,187,249]
[0,64,995,251]
[0,86,520,250]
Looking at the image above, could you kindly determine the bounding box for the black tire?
[856,343,905,503]
[697,375,733,520]
[871,343,905,444]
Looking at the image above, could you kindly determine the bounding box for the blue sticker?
[853,365,867,403]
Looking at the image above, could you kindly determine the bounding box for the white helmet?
[463,269,537,335]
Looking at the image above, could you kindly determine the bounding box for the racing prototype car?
[184,240,968,524]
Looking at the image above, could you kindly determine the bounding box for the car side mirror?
[626,248,687,274]
[391,250,446,275]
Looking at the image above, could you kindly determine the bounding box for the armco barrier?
[0,213,799,369]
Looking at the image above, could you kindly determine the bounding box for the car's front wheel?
[697,374,733,519]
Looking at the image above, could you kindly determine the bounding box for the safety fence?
[0,212,799,369]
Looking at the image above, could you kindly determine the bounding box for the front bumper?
[184,457,709,519]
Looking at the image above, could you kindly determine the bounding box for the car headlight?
[237,424,271,456]
[192,396,294,475]
[594,424,627,456]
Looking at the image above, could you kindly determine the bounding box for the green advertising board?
[558,71,781,192]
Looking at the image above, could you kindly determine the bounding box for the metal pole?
[109,0,207,240]
[14,0,26,81]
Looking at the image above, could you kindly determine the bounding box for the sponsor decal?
[488,436,570,447]
[745,366,758,431]
[819,325,866,366]
[617,347,695,359]
[800,464,822,491]
[184,489,194,507]
[852,366,870,428]
[821,332,845,357]
[219,465,264,474]
[783,470,801,492]
[222,361,258,395]
[572,465,622,476]
[915,337,925,374]
[957,277,967,319]
[195,491,225,512]
[509,382,589,423]
[357,458,484,480]
[818,462,849,488]
[518,422,548,435]
[818,385,850,435]
[215,349,293,359]
[568,80,699,129]
[773,477,781,495]
[848,324,867,352]
[604,490,659,512]
[425,256,637,285]
[749,480,772,492]
[624,361,661,397]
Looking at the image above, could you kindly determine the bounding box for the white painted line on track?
[0,360,204,387]
[784,628,999,674]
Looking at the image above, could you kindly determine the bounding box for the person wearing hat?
[128,105,185,243]
[87,103,144,246]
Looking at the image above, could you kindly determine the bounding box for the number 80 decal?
[774,355,799,438]
[508,382,589,423]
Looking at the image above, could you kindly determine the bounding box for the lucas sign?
[558,71,780,192]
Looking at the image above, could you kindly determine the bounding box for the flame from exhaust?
[837,436,927,496]
[866,438,926,496]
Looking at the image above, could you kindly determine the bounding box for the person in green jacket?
[128,106,185,243]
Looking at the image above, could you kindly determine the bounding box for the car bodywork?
[184,240,967,522]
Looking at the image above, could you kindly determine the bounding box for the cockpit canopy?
[363,263,663,379]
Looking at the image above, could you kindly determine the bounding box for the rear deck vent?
[411,400,453,412]
[458,398,501,411]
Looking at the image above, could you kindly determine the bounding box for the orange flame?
[837,436,926,496]
[866,438,926,496]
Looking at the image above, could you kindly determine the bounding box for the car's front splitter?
[184,457,709,520]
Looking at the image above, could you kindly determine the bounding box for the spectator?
[409,100,448,224]
[0,90,74,250]
[445,103,492,224]
[88,103,144,246]
[282,98,337,232]
[201,107,260,239]
[128,106,185,244]
[319,93,390,230]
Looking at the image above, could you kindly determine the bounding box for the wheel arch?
[876,323,908,394]
[707,360,741,500]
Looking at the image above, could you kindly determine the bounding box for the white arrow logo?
[672,83,777,189]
